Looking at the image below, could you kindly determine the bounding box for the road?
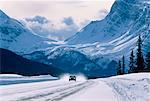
[0,73,149,101]
[0,80,92,101]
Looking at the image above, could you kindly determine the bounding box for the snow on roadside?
[0,74,23,78]
[0,74,57,85]
[63,73,150,101]
[102,73,150,101]
[109,73,150,80]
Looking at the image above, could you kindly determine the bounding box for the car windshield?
[70,76,75,78]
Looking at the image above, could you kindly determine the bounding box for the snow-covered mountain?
[66,0,150,45]
[65,0,150,57]
[22,0,149,77]
[0,0,149,78]
[62,0,150,61]
[24,46,117,77]
[0,10,56,53]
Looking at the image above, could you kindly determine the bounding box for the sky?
[0,0,115,41]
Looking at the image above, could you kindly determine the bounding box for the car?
[69,76,76,81]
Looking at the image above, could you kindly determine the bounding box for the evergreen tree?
[117,60,122,75]
[122,56,125,74]
[145,52,150,71]
[129,50,135,73]
[135,35,145,72]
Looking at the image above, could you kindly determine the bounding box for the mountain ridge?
[0,48,64,76]
[66,0,149,45]
[0,9,56,53]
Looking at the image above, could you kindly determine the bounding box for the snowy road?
[0,80,94,101]
[0,73,149,101]
[16,81,93,101]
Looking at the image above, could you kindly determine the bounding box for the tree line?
[117,35,150,75]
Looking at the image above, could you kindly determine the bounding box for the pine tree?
[135,35,145,72]
[117,60,122,75]
[129,50,135,73]
[122,56,125,74]
[145,52,150,71]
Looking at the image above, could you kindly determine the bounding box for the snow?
[63,80,117,101]
[102,73,150,101]
[64,0,149,57]
[0,73,149,101]
[0,74,23,78]
[1,0,149,78]
[110,73,150,80]
[0,0,150,88]
[0,74,57,85]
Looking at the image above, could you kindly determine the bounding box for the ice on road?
[0,73,149,101]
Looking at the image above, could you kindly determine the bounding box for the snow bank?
[102,73,150,101]
[0,74,58,85]
[63,73,150,101]
[109,73,150,80]
[0,74,23,78]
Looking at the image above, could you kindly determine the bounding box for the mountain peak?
[0,9,9,19]
[66,0,149,45]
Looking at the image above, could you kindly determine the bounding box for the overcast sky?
[0,0,115,24]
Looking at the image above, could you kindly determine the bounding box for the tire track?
[1,81,74,96]
[43,81,94,101]
[14,81,93,101]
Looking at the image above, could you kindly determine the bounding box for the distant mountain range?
[0,0,149,77]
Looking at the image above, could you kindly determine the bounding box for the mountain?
[0,10,115,77]
[23,46,117,78]
[23,0,149,77]
[0,48,64,76]
[0,0,149,78]
[66,0,150,45]
[0,10,56,54]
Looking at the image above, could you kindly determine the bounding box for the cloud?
[0,0,115,24]
[25,16,49,24]
[63,17,74,25]
[24,16,80,41]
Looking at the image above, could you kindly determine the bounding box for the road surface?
[0,73,149,101]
